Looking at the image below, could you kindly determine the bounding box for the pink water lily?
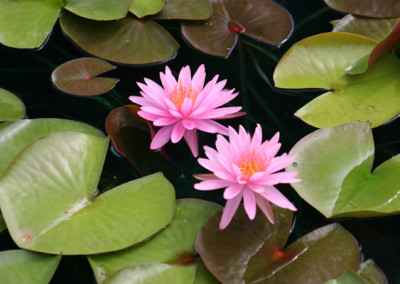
[129,65,243,157]
[194,124,300,230]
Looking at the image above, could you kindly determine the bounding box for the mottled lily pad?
[0,89,25,121]
[52,57,119,96]
[130,0,166,18]
[181,0,293,57]
[325,0,400,18]
[287,122,400,218]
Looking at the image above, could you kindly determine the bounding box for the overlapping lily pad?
[273,32,400,128]
[0,131,175,254]
[130,0,166,18]
[52,57,119,96]
[287,122,400,218]
[181,0,293,57]
[88,199,221,282]
[196,205,361,283]
[325,0,400,18]
[0,250,61,284]
[60,11,179,65]
[0,89,25,121]
[64,0,131,21]
[326,260,386,284]
[155,0,212,20]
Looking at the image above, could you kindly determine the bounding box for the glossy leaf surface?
[64,0,131,20]
[0,118,104,175]
[181,0,292,57]
[0,132,175,254]
[52,57,119,96]
[0,0,61,48]
[287,123,400,218]
[89,199,221,282]
[60,11,179,65]
[0,250,61,284]
[325,0,400,18]
[0,89,25,121]
[130,0,166,18]
[274,32,400,128]
[155,0,212,20]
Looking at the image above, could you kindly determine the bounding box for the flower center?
[235,149,268,179]
[168,80,198,110]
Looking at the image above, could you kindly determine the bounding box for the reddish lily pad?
[52,57,119,96]
[60,11,179,65]
[105,105,179,179]
[155,0,212,20]
[196,205,361,283]
[64,0,131,20]
[181,0,293,57]
[325,0,400,18]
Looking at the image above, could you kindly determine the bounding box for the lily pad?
[0,131,175,254]
[181,0,293,57]
[0,250,61,284]
[196,205,361,283]
[130,0,166,18]
[0,0,62,48]
[358,260,387,284]
[60,11,179,65]
[52,57,119,96]
[0,89,25,121]
[64,0,131,20]
[0,118,104,175]
[287,122,400,218]
[155,0,212,20]
[325,270,368,284]
[88,199,221,282]
[0,213,6,234]
[274,32,400,128]
[105,105,179,179]
[333,15,400,42]
[324,0,400,18]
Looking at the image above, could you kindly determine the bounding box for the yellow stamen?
[168,80,198,110]
[235,149,269,179]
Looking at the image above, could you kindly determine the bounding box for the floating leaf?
[0,131,175,255]
[155,0,212,20]
[105,105,179,178]
[0,0,62,48]
[358,260,387,284]
[52,57,119,96]
[0,118,104,175]
[181,0,293,57]
[64,0,131,20]
[287,122,400,218]
[333,15,400,42]
[130,0,166,18]
[60,11,179,65]
[89,199,221,282]
[196,205,361,283]
[0,213,6,234]
[0,250,61,284]
[274,32,400,128]
[103,263,197,284]
[0,89,25,121]
[325,270,368,284]
[324,0,400,18]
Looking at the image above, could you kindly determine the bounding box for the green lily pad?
[196,205,361,283]
[105,105,179,179]
[103,263,197,284]
[60,11,179,65]
[181,0,293,57]
[0,0,62,48]
[130,0,166,18]
[64,0,131,20]
[287,122,400,218]
[0,250,61,284]
[325,270,368,284]
[0,213,6,234]
[358,260,387,284]
[155,0,212,20]
[274,32,400,128]
[333,15,400,42]
[0,131,175,254]
[0,89,25,121]
[325,0,400,18]
[88,199,221,282]
[0,118,104,175]
[51,57,119,96]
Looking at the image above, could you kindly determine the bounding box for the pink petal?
[153,117,179,126]
[150,125,174,150]
[193,173,217,181]
[220,192,242,230]
[266,154,297,174]
[243,187,256,220]
[258,185,297,211]
[247,183,266,194]
[160,66,177,94]
[198,156,219,172]
[137,111,160,121]
[191,107,242,120]
[171,122,185,143]
[251,124,263,149]
[214,170,236,182]
[178,65,191,89]
[191,64,206,91]
[181,97,193,117]
[141,106,170,117]
[184,129,198,157]
[255,194,274,223]
[181,119,196,130]
[254,171,301,185]
[223,184,243,199]
[194,179,233,190]
[193,76,218,109]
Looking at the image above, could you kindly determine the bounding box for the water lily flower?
[194,124,300,230]
[129,65,243,157]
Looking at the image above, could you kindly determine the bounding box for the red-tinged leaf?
[325,0,400,18]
